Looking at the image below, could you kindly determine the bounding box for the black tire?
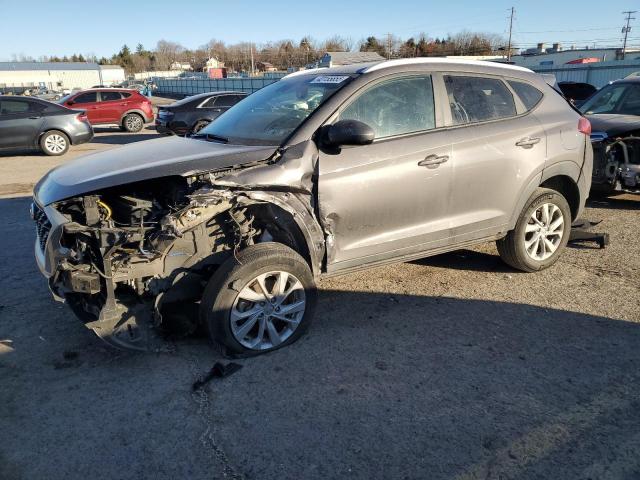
[191,120,210,134]
[39,130,69,156]
[200,243,317,355]
[497,187,572,272]
[122,113,144,132]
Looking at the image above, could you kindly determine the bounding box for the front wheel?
[200,243,317,355]
[497,187,572,272]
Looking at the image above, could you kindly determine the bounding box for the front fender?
[237,191,325,277]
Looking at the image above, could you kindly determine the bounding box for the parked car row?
[0,87,156,155]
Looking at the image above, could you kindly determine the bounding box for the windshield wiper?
[191,133,229,143]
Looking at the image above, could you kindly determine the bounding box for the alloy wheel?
[524,203,565,261]
[44,134,67,154]
[126,115,143,131]
[230,271,306,350]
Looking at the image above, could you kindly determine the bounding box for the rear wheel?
[200,243,317,355]
[191,120,210,134]
[40,130,69,156]
[122,113,144,132]
[497,188,571,272]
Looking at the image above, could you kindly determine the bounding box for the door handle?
[418,154,449,168]
[515,137,541,148]
[28,116,41,119]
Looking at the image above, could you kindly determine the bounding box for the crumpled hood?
[586,114,640,137]
[34,135,277,205]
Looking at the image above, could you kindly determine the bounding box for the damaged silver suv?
[33,59,593,354]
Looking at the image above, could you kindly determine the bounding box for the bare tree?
[154,40,185,70]
[321,35,353,52]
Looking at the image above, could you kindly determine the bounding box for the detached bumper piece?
[569,219,609,249]
[63,257,166,352]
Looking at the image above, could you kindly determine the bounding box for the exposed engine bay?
[42,173,322,351]
[591,134,640,193]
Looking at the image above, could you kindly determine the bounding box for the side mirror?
[66,101,74,106]
[326,119,375,147]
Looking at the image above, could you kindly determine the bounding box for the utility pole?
[622,10,636,60]
[386,33,392,60]
[250,42,255,77]
[507,7,514,61]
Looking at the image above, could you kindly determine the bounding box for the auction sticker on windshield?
[310,75,350,84]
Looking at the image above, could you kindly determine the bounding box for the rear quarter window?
[444,75,517,124]
[508,80,543,110]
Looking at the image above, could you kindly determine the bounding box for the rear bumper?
[154,121,175,134]
[67,122,94,145]
[155,118,187,135]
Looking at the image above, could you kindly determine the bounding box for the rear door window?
[100,91,122,101]
[338,75,436,139]
[215,95,244,108]
[0,100,32,115]
[508,80,543,110]
[73,92,98,104]
[444,75,516,124]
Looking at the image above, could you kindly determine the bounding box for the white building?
[98,65,126,85]
[511,44,640,68]
[170,62,192,71]
[0,62,125,90]
[205,57,224,69]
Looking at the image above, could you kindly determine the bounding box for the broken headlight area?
[591,133,640,193]
[45,176,317,351]
[48,178,248,350]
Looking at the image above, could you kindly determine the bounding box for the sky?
[0,0,638,60]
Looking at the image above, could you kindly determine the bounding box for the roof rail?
[362,58,532,73]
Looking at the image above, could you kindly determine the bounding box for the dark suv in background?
[60,89,154,132]
[155,91,247,135]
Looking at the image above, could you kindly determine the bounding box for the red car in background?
[60,89,154,132]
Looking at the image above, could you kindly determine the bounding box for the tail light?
[76,112,88,122]
[578,117,591,135]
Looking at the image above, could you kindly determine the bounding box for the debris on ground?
[192,362,243,391]
[569,219,610,249]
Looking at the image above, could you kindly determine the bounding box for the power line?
[622,10,637,59]
[516,26,622,34]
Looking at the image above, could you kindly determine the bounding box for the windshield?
[58,94,73,104]
[197,74,352,146]
[580,82,640,116]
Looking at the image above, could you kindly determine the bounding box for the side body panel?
[0,110,42,148]
[446,113,548,239]
[96,91,123,123]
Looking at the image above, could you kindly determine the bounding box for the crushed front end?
[590,132,640,194]
[32,172,321,351]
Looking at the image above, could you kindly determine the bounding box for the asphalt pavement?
[1,112,639,479]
